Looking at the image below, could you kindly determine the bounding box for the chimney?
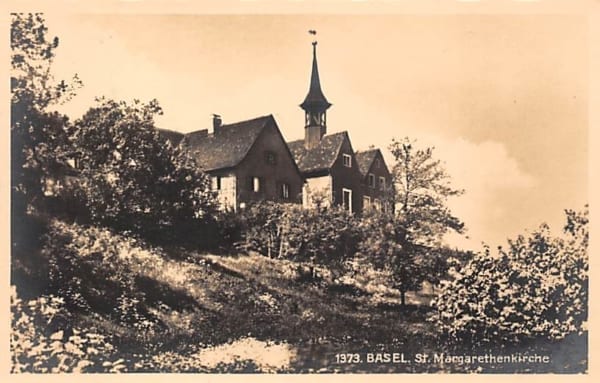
[212,114,222,134]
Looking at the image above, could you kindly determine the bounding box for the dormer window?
[343,154,352,168]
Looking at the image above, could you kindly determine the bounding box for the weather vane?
[308,29,317,46]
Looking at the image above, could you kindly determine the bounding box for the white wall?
[302,175,332,209]
[212,174,237,211]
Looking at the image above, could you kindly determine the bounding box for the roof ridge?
[185,114,273,137]
[221,114,273,128]
[157,128,183,133]
[356,148,380,154]
[182,114,272,171]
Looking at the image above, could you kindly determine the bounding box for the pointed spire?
[300,41,331,112]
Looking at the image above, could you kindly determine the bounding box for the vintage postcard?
[4,0,598,379]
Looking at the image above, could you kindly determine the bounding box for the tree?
[390,137,464,245]
[432,206,588,348]
[10,13,84,297]
[11,13,82,213]
[240,201,361,280]
[71,98,218,245]
[364,138,465,305]
[357,209,420,305]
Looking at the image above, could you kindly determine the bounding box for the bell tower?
[300,38,331,149]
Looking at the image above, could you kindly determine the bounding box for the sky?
[42,12,589,250]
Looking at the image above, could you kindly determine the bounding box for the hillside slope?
[15,219,584,373]
[13,219,438,372]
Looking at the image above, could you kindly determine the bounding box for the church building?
[162,36,393,214]
[168,115,304,212]
[288,40,391,213]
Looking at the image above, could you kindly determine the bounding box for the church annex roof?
[181,115,273,172]
[288,131,348,174]
[355,149,380,177]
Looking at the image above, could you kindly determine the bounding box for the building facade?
[355,149,393,211]
[160,39,394,215]
[178,115,304,211]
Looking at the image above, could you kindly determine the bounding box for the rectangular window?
[363,196,371,208]
[379,177,386,191]
[374,199,381,211]
[368,174,375,188]
[281,183,290,199]
[343,154,352,168]
[342,188,352,212]
[211,176,221,190]
[265,151,277,165]
[252,176,261,192]
[375,158,381,169]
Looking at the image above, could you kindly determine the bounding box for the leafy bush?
[239,201,361,276]
[240,201,289,257]
[285,206,361,269]
[42,220,160,332]
[11,286,124,373]
[432,207,588,346]
[71,98,218,246]
[357,208,472,306]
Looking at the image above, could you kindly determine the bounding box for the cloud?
[375,133,538,250]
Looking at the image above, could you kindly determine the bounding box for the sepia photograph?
[7,0,595,375]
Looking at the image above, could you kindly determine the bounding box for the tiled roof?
[288,132,348,174]
[157,129,185,146]
[181,115,273,172]
[355,149,379,176]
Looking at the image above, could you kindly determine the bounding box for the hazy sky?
[44,13,588,249]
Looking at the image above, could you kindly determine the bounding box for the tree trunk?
[400,290,406,306]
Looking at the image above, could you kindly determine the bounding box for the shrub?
[71,98,218,246]
[42,220,160,332]
[432,207,588,346]
[285,206,361,270]
[240,201,289,258]
[10,286,124,373]
[239,201,361,277]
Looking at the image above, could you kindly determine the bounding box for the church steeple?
[301,39,331,149]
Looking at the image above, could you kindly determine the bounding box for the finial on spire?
[309,29,317,46]
[300,28,330,111]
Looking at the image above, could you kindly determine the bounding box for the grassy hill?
[12,218,442,373]
[12,219,586,373]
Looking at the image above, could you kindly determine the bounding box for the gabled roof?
[157,129,185,146]
[355,148,392,179]
[181,115,273,172]
[288,131,348,174]
[355,149,380,176]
